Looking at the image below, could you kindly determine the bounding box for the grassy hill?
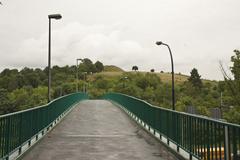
[103,65,124,72]
[95,70,216,85]
[94,71,189,84]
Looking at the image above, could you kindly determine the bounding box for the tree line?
[0,58,104,114]
[0,51,240,124]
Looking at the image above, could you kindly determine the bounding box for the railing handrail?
[0,92,82,118]
[0,92,88,159]
[108,92,240,128]
[104,92,240,160]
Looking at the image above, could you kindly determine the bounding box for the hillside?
[0,56,238,124]
[103,65,124,72]
[95,71,190,84]
[95,70,216,85]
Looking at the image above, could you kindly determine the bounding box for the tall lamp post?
[48,14,62,103]
[156,41,175,110]
[83,72,87,93]
[123,76,128,88]
[76,58,83,92]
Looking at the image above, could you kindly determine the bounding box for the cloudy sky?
[0,0,239,80]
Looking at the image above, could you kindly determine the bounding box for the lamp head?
[48,14,62,20]
[77,58,83,61]
[156,41,163,45]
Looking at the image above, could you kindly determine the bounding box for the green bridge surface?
[21,100,177,160]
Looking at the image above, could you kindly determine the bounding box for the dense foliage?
[219,50,240,123]
[0,58,103,114]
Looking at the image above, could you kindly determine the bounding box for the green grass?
[92,71,189,84]
[90,70,218,85]
[103,65,124,72]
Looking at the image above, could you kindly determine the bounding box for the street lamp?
[48,14,62,103]
[83,72,87,93]
[156,41,175,110]
[122,76,128,88]
[76,58,83,92]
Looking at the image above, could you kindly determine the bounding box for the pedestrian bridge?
[0,93,240,160]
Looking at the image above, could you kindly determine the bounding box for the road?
[21,100,178,160]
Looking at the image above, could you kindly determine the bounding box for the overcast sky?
[0,0,239,80]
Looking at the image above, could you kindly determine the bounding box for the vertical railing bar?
[9,116,12,154]
[183,115,185,149]
[219,124,222,160]
[232,127,237,160]
[177,113,180,152]
[196,118,199,157]
[193,117,195,156]
[189,116,192,160]
[214,123,218,160]
[200,118,203,159]
[239,128,240,160]
[18,113,23,154]
[167,111,169,145]
[224,125,229,160]
[187,116,189,151]
[11,116,14,151]
[193,117,198,155]
[205,120,207,160]
[2,119,4,157]
[207,121,210,160]
[0,118,3,157]
[202,119,205,159]
[211,122,214,160]
[179,114,182,150]
[228,127,231,160]
[5,116,10,160]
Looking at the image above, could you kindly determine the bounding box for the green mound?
[104,65,124,72]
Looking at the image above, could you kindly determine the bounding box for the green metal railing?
[104,93,240,160]
[0,92,88,159]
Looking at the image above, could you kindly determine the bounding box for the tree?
[230,50,240,80]
[150,69,155,72]
[0,89,11,114]
[188,68,202,88]
[95,61,104,72]
[79,58,97,73]
[132,66,138,71]
[220,50,240,106]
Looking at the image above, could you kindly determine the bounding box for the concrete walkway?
[22,100,178,160]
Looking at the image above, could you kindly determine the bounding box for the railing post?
[189,116,192,160]
[167,112,170,145]
[224,125,229,160]
[232,127,237,160]
[6,116,10,160]
[207,121,210,160]
[18,113,23,155]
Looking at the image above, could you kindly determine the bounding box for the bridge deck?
[21,100,177,160]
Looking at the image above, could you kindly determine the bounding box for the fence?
[0,92,88,160]
[104,93,240,160]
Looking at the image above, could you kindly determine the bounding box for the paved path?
[22,100,178,160]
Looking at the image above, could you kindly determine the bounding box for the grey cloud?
[1,0,240,80]
[10,23,150,71]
